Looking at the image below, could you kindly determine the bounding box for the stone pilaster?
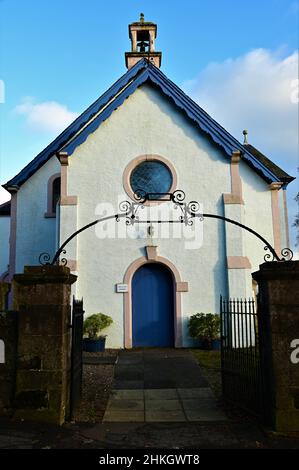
[269,182,283,256]
[57,151,78,276]
[252,261,299,432]
[13,265,77,425]
[223,151,252,298]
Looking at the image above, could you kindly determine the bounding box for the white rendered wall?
[65,83,284,347]
[66,83,233,347]
[15,156,60,273]
[0,216,10,276]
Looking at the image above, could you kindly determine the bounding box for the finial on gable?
[243,129,249,145]
[140,13,145,23]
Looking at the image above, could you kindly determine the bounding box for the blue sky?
[0,0,298,246]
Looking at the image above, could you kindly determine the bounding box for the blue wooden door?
[132,263,174,347]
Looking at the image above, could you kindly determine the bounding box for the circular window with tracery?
[123,155,177,203]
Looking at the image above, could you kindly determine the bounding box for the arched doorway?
[132,263,175,347]
[123,255,186,348]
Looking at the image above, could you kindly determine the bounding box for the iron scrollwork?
[38,189,294,266]
[39,250,68,266]
[264,246,293,262]
[172,189,186,204]
[171,190,203,226]
[117,195,143,226]
[38,252,51,266]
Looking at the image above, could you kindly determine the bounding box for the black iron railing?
[70,297,84,419]
[220,297,265,420]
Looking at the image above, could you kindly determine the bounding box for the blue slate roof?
[3,59,294,190]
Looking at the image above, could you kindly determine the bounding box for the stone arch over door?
[123,255,188,348]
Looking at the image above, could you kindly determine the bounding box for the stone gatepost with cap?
[12,265,77,425]
[252,260,299,432]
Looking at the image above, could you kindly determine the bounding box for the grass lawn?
[192,349,221,369]
[191,349,222,398]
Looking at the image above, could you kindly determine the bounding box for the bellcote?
[125,13,162,69]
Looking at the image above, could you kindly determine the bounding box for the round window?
[130,160,173,199]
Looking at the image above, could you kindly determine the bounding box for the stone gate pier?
[253,260,299,432]
[12,266,77,424]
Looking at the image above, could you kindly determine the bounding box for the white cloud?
[182,49,298,170]
[182,48,299,250]
[14,97,79,133]
[0,187,10,205]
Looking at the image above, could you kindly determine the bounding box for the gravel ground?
[74,349,119,423]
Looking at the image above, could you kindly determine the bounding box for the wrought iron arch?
[39,189,293,266]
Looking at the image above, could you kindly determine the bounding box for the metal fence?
[220,296,265,420]
[70,297,84,419]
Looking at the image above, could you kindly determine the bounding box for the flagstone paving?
[103,349,227,423]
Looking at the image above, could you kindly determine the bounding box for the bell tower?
[125,13,162,69]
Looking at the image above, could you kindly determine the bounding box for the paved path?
[1,350,298,448]
[113,349,208,389]
[103,349,227,423]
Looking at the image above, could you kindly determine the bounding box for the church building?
[0,15,294,348]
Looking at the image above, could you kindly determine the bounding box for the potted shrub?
[83,313,113,352]
[188,312,221,350]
